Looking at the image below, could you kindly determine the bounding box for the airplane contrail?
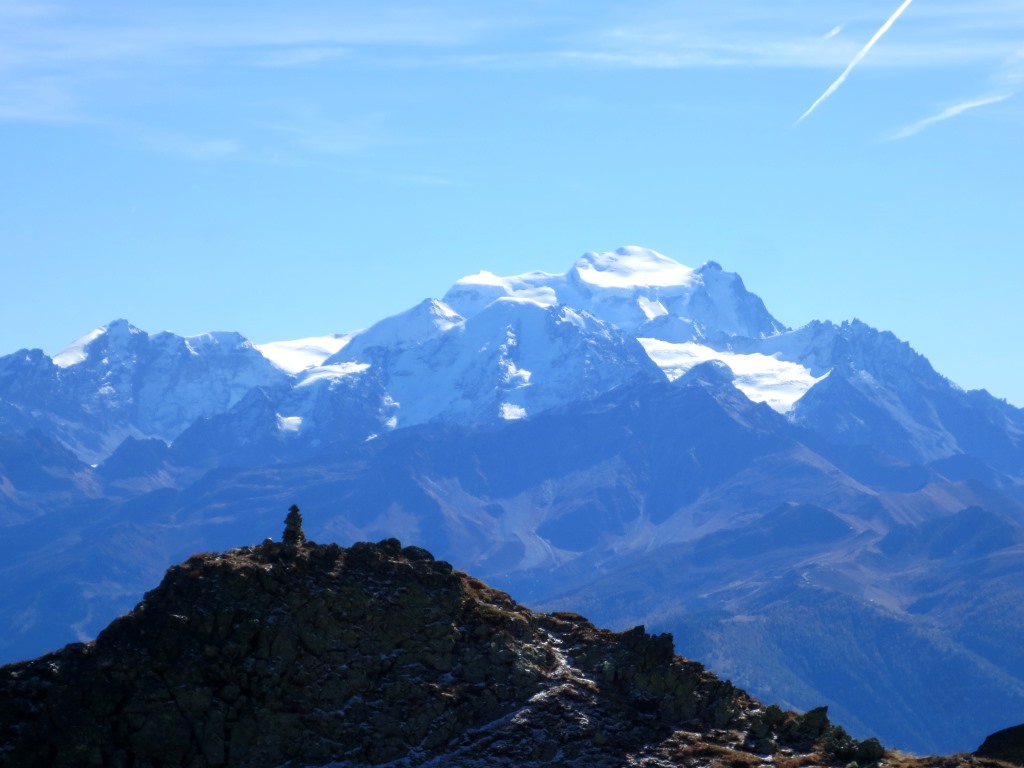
[796,0,915,124]
[889,94,1011,140]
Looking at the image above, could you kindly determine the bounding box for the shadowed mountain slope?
[2,530,1009,768]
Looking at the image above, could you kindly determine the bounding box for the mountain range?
[2,246,1024,755]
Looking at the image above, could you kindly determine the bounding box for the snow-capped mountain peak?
[436,247,795,410]
[24,244,1002,468]
[52,327,106,368]
[443,247,784,345]
[443,270,560,319]
[329,298,463,364]
[6,320,291,463]
[570,246,696,290]
[304,292,662,430]
[180,331,252,356]
[51,319,143,368]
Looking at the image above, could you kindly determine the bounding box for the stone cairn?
[283,504,306,547]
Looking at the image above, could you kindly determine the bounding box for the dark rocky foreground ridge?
[0,518,1016,768]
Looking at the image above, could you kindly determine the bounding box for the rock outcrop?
[977,725,1024,765]
[0,517,1014,767]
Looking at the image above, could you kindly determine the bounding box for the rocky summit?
[0,517,1014,768]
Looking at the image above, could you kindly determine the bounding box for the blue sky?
[2,0,1023,403]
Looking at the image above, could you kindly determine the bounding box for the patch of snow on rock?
[296,363,370,388]
[276,414,303,433]
[52,327,106,368]
[500,403,528,420]
[639,338,829,413]
[637,296,669,320]
[257,335,352,374]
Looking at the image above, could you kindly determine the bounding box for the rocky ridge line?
[0,517,1015,768]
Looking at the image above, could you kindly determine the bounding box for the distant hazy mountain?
[0,320,288,463]
[2,246,1024,755]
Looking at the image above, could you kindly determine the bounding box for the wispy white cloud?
[533,29,877,71]
[0,0,56,22]
[797,0,916,124]
[397,173,455,187]
[3,3,1020,80]
[2,1,1023,158]
[262,110,395,157]
[0,75,85,122]
[996,49,1024,87]
[0,5,498,72]
[582,1,1022,68]
[888,93,1011,139]
[887,44,1023,139]
[0,3,498,160]
[141,133,242,159]
[253,46,351,68]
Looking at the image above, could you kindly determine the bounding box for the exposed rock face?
[0,535,1004,767]
[977,724,1024,765]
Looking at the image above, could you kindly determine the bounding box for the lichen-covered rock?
[0,535,977,768]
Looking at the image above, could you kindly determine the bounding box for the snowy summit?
[571,246,696,289]
[444,246,784,342]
